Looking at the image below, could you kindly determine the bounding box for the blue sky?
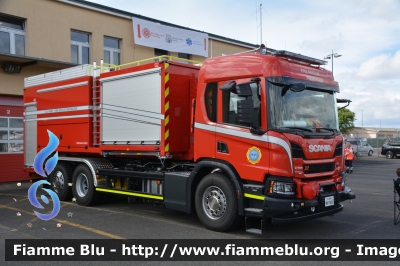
[86,0,400,128]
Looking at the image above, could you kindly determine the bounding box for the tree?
[338,107,356,134]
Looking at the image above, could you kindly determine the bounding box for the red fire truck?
[23,46,355,234]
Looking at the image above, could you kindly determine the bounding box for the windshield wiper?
[316,127,338,133]
[280,126,314,132]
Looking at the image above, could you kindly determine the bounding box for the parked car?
[381,141,400,159]
[346,138,374,156]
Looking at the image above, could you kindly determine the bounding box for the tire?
[195,173,240,232]
[368,150,373,156]
[386,151,394,159]
[72,164,101,206]
[49,164,72,201]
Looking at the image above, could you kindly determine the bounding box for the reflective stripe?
[96,188,163,200]
[244,193,265,201]
[194,122,293,172]
[164,63,170,152]
[24,105,92,116]
[24,114,92,122]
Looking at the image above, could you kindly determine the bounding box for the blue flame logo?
[33,130,59,177]
[28,130,61,221]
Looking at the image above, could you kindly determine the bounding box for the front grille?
[334,142,343,157]
[291,142,305,159]
[303,163,334,174]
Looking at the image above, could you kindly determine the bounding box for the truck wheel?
[195,173,240,232]
[72,164,101,206]
[49,164,72,201]
[386,151,394,159]
[368,150,373,156]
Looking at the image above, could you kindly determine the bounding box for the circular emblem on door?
[246,146,262,164]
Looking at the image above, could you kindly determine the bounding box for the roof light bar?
[271,50,327,66]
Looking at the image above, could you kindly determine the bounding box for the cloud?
[84,0,400,127]
[362,0,400,22]
[358,50,400,80]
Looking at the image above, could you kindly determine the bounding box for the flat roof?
[61,0,260,49]
[0,53,78,69]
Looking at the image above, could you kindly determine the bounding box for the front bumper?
[245,189,356,224]
[262,190,355,213]
[271,204,343,225]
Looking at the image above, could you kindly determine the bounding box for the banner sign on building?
[132,18,208,57]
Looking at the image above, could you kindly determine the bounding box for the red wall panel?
[0,96,28,182]
[0,154,30,182]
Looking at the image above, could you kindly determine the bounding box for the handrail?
[87,62,117,76]
[113,55,202,70]
[87,56,202,75]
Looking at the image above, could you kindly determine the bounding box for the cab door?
[214,78,269,183]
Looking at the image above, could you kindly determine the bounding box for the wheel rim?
[202,186,227,220]
[52,171,64,193]
[386,151,393,159]
[76,173,89,197]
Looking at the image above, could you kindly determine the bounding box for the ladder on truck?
[92,62,102,147]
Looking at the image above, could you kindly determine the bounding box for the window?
[178,53,190,60]
[222,81,261,127]
[0,15,25,55]
[71,30,90,64]
[204,83,218,122]
[155,48,168,57]
[104,36,120,65]
[0,117,23,153]
[348,140,357,145]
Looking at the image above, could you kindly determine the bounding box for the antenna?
[260,3,262,45]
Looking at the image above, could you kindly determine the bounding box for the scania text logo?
[309,144,332,152]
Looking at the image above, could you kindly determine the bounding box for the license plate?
[325,196,334,207]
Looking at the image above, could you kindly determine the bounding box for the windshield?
[268,78,339,132]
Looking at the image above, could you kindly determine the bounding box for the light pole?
[324,50,342,74]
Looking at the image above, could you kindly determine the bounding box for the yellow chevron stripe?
[165,73,169,83]
[165,101,169,112]
[165,143,169,152]
[165,129,169,140]
[165,87,169,97]
[243,193,265,201]
[165,115,169,126]
[165,62,169,70]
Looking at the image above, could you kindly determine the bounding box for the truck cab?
[194,49,355,233]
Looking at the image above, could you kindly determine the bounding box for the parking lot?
[1,155,399,265]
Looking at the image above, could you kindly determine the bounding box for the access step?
[245,216,267,234]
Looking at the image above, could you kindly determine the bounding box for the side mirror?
[220,81,253,97]
[237,99,253,126]
[220,81,236,91]
[236,83,253,97]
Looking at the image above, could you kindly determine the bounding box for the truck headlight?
[269,180,296,196]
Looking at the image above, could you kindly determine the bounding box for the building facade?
[0,0,258,182]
